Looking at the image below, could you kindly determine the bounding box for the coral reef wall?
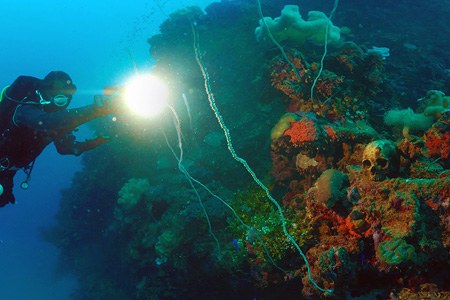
[45,1,449,299]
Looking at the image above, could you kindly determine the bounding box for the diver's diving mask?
[52,94,70,107]
[36,90,70,107]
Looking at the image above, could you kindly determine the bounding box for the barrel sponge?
[255,5,341,46]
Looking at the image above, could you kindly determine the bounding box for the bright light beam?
[124,74,169,117]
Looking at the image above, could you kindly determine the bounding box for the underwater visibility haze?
[1,0,450,299]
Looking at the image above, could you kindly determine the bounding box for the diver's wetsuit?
[0,75,110,207]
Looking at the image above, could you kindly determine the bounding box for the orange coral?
[335,55,354,72]
[283,117,318,144]
[323,125,337,141]
[424,129,450,159]
[314,76,344,98]
[422,112,450,159]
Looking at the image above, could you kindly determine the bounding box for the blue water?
[0,1,212,299]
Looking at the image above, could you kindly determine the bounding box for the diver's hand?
[94,94,123,115]
[85,135,111,147]
[72,136,111,155]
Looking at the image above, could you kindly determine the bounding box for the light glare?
[124,74,169,117]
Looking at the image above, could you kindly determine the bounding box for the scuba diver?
[0,71,120,207]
